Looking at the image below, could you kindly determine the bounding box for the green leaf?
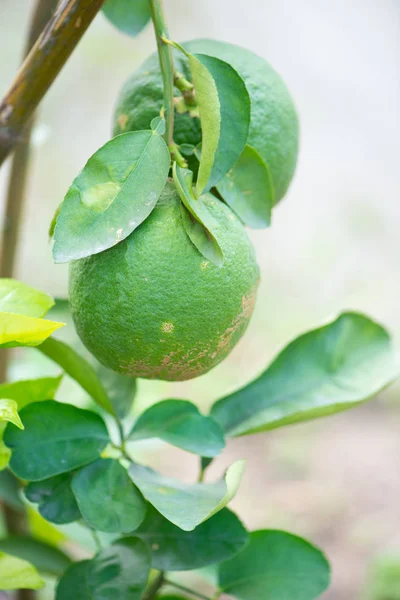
[217,144,274,228]
[128,460,245,531]
[0,399,23,429]
[0,424,11,470]
[102,0,151,37]
[53,130,170,263]
[0,313,64,348]
[56,538,150,600]
[151,116,166,135]
[96,363,137,420]
[0,279,54,317]
[218,530,330,599]
[211,312,399,437]
[0,536,72,577]
[4,400,109,481]
[173,163,223,266]
[37,337,115,416]
[129,399,225,457]
[0,469,24,510]
[25,473,81,524]
[182,51,250,194]
[0,551,44,590]
[72,458,146,533]
[0,376,62,410]
[135,505,248,571]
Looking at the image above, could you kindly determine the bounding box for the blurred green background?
[1,1,400,598]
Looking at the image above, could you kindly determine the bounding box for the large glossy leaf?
[0,551,44,590]
[0,376,62,410]
[0,399,23,429]
[4,400,109,481]
[96,363,137,420]
[173,163,223,266]
[0,536,72,577]
[72,458,146,533]
[211,312,399,437]
[217,144,274,228]
[56,538,150,600]
[0,279,54,317]
[102,0,151,37]
[0,313,64,348]
[53,130,170,263]
[129,460,245,531]
[25,473,81,524]
[37,337,115,416]
[0,469,24,510]
[218,530,330,599]
[135,505,248,571]
[129,399,225,457]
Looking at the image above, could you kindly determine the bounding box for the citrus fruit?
[69,183,260,381]
[113,39,299,203]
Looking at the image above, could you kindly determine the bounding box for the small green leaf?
[151,116,166,134]
[37,337,115,416]
[0,399,23,429]
[218,530,330,599]
[129,399,225,457]
[72,458,146,533]
[182,52,250,194]
[0,313,64,348]
[4,400,109,481]
[53,131,170,263]
[0,376,63,410]
[96,363,137,420]
[129,460,245,531]
[136,505,248,571]
[0,536,72,577]
[0,469,24,510]
[0,279,54,317]
[217,144,274,228]
[102,0,151,37]
[0,551,44,590]
[173,163,223,266]
[211,312,399,437]
[25,473,81,524]
[56,539,150,600]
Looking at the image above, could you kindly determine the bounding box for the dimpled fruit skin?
[69,183,260,381]
[113,39,299,203]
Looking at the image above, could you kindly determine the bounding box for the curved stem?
[142,571,164,600]
[164,578,212,600]
[148,0,174,148]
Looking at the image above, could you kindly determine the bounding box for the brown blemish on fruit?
[161,322,174,334]
[117,114,128,130]
[200,260,209,270]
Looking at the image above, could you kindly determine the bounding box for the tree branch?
[0,0,106,168]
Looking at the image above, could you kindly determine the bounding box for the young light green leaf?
[183,52,250,194]
[0,376,62,410]
[56,539,150,600]
[0,279,54,317]
[0,399,23,429]
[129,460,245,531]
[72,458,146,533]
[96,363,137,420]
[25,473,81,524]
[102,0,151,37]
[211,312,399,437]
[0,551,44,590]
[217,144,274,228]
[135,505,248,571]
[53,131,170,263]
[129,399,225,457]
[151,116,166,135]
[173,163,223,266]
[0,313,64,348]
[218,530,330,599]
[4,400,109,481]
[37,337,115,416]
[0,536,72,577]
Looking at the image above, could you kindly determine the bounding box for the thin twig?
[142,572,165,600]
[164,578,212,600]
[0,0,106,167]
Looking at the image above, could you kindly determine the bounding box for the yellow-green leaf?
[0,279,54,317]
[0,313,64,348]
[0,399,23,430]
[0,551,44,590]
[0,376,62,410]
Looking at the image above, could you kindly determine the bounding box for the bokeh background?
[1,1,400,598]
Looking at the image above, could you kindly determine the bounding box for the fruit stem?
[148,0,175,148]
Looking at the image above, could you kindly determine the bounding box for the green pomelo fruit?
[69,183,260,381]
[113,39,299,203]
